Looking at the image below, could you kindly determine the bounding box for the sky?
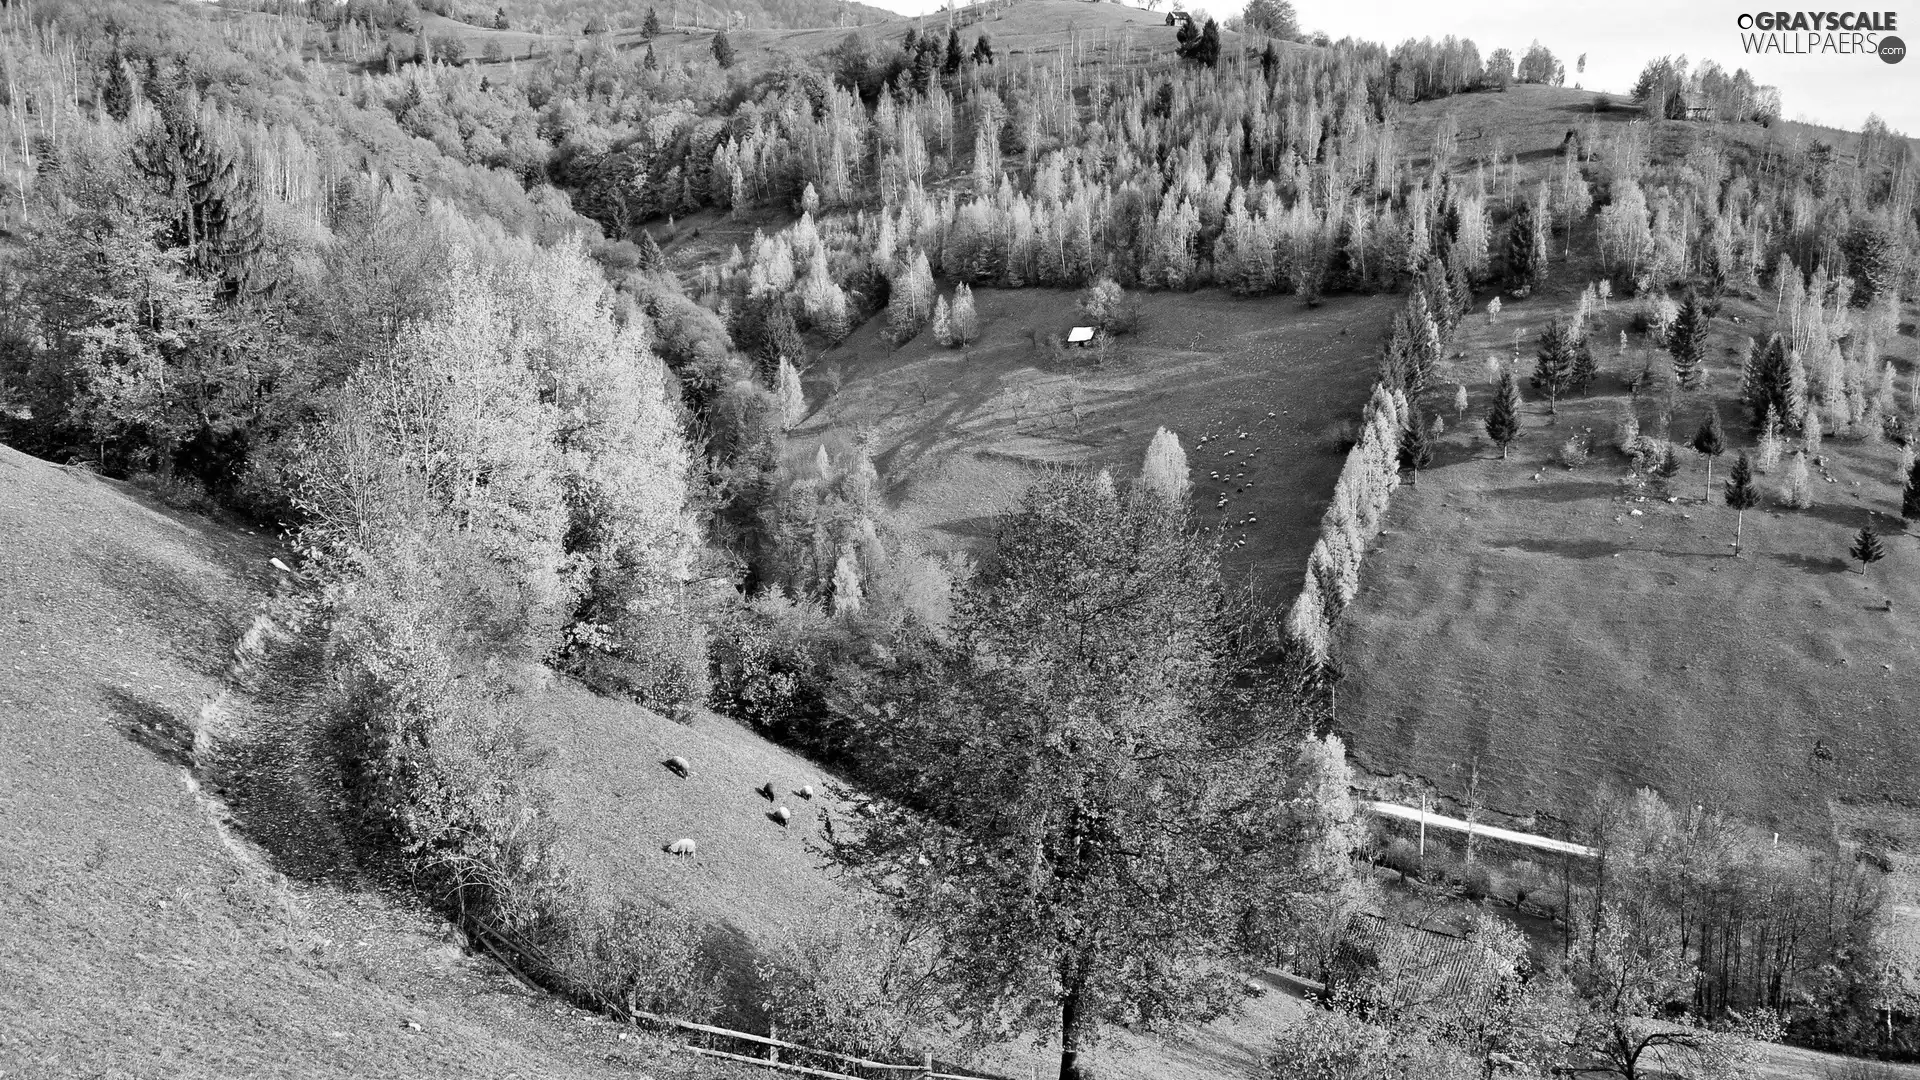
[862,0,1919,134]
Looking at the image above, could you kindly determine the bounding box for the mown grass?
[806,284,1398,607]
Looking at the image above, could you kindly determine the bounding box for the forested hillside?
[4,0,1919,1077]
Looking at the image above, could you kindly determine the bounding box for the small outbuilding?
[1067,326,1097,347]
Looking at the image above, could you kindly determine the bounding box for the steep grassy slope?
[0,446,735,1080]
[804,285,1397,604]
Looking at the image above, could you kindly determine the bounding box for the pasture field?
[805,285,1398,604]
[1334,267,1920,844]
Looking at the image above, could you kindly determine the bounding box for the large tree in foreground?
[837,472,1356,1080]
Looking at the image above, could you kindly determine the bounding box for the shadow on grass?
[1489,537,1620,560]
[1767,551,1852,576]
[1499,478,1618,505]
[105,684,198,768]
[702,920,770,1032]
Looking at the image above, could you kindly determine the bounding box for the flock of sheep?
[658,754,815,864]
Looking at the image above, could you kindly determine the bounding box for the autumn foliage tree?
[836,472,1356,1080]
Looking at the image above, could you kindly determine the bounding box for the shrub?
[1559,434,1590,469]
[545,892,721,1022]
[709,592,836,741]
[1623,433,1663,472]
[1266,1007,1481,1080]
[1456,860,1493,898]
[754,907,940,1058]
[1381,837,1420,876]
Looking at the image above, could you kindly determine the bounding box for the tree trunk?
[1734,508,1744,557]
[1059,982,1090,1080]
[1704,456,1713,503]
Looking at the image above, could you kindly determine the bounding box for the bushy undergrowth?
[754,907,942,1058]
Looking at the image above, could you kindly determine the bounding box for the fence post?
[768,1022,780,1064]
[922,1048,934,1077]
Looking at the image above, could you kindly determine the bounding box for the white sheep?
[663,756,692,778]
[770,806,792,827]
[796,784,815,800]
[664,838,698,861]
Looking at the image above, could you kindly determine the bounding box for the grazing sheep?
[756,781,776,801]
[664,838,698,861]
[662,756,692,778]
[796,784,815,800]
[769,806,791,827]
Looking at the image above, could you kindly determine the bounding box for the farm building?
[1321,913,1500,1021]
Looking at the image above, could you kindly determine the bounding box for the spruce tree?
[133,95,264,300]
[1689,411,1725,501]
[1400,412,1434,484]
[972,33,994,65]
[1531,317,1574,413]
[945,28,964,75]
[1668,293,1709,391]
[712,27,735,68]
[1485,371,1522,459]
[1505,201,1538,287]
[644,42,659,70]
[1904,458,1920,526]
[1568,325,1597,396]
[1851,524,1886,575]
[1724,451,1758,556]
[643,6,660,36]
[102,48,137,122]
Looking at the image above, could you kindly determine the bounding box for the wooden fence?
[463,913,1010,1080]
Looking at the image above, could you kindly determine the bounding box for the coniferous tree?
[1180,18,1221,67]
[1531,317,1575,413]
[644,42,659,70]
[1903,458,1920,526]
[1851,525,1886,575]
[1485,370,1522,459]
[1689,411,1725,501]
[1568,327,1597,396]
[132,95,264,300]
[944,28,964,75]
[643,6,660,36]
[1140,427,1191,506]
[1724,451,1758,556]
[1505,201,1539,287]
[972,33,994,65]
[102,48,137,122]
[931,295,955,346]
[712,28,735,68]
[1668,293,1709,391]
[950,283,979,345]
[774,357,806,431]
[1742,334,1798,426]
[1400,412,1434,484]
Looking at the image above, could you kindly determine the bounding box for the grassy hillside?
[805,285,1396,603]
[640,0,1245,76]
[0,446,743,1080]
[1327,101,1920,843]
